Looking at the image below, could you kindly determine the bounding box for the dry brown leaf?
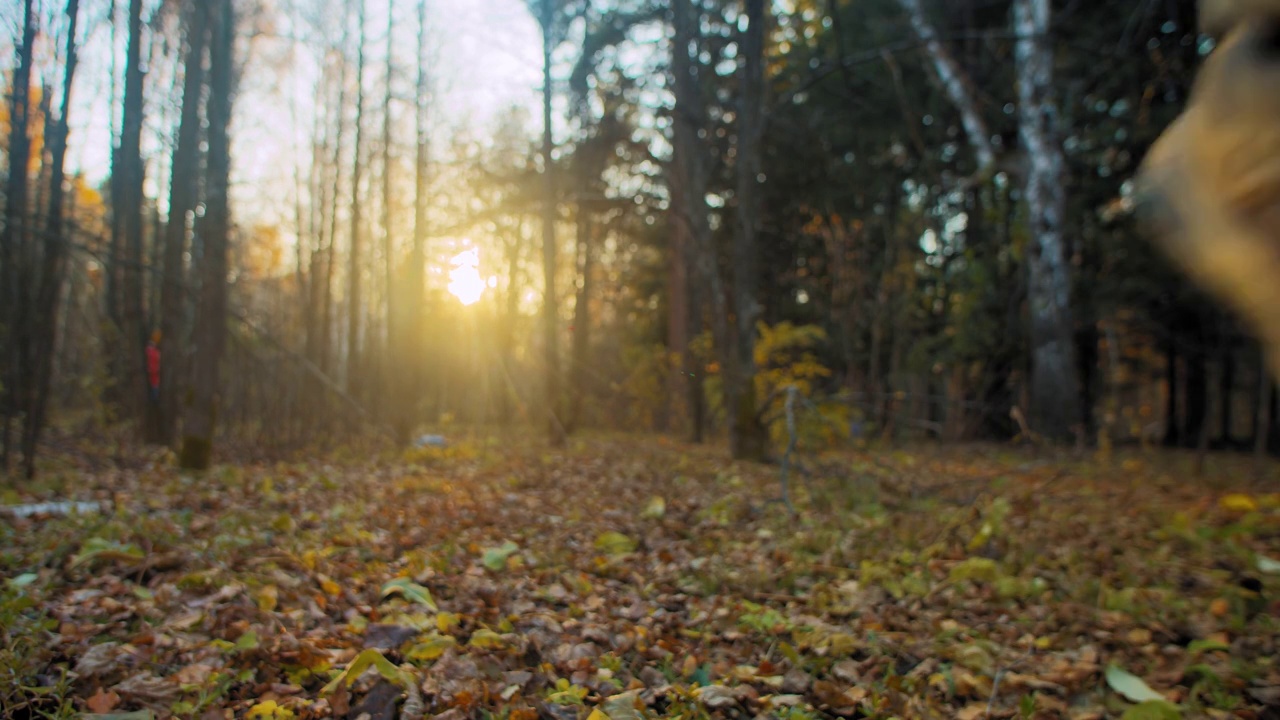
[86,687,121,714]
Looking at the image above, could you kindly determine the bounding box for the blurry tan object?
[1136,5,1280,375]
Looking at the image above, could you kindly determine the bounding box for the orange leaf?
[86,687,121,714]
[1210,598,1231,617]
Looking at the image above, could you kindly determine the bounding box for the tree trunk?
[895,0,997,180]
[539,0,566,446]
[21,0,82,479]
[179,0,235,471]
[322,19,352,378]
[671,0,729,446]
[1163,338,1180,446]
[1186,344,1208,450]
[1014,0,1081,442]
[406,0,431,437]
[728,0,769,462]
[1257,348,1271,464]
[347,0,368,402]
[381,0,397,427]
[1221,340,1235,443]
[569,210,593,431]
[1,0,37,475]
[117,0,149,435]
[159,0,209,447]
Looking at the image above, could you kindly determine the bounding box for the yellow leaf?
[437,612,461,633]
[320,576,341,596]
[1221,494,1258,513]
[586,709,611,720]
[256,585,279,612]
[469,628,506,649]
[247,700,295,719]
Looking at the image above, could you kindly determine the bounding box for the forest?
[4,0,1280,718]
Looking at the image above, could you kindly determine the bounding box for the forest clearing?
[4,436,1280,719]
[7,0,1280,717]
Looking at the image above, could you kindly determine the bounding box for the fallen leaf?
[113,672,179,701]
[694,685,738,709]
[642,496,666,519]
[256,584,279,612]
[1105,664,1167,703]
[380,577,437,610]
[86,687,121,713]
[482,541,520,571]
[1209,598,1230,617]
[74,642,123,678]
[593,531,636,556]
[1220,494,1258,513]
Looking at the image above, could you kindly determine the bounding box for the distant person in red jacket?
[146,330,162,402]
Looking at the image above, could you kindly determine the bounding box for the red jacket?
[146,344,161,389]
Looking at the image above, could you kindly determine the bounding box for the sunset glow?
[447,249,485,306]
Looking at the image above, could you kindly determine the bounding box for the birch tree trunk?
[895,0,996,180]
[1014,0,1081,440]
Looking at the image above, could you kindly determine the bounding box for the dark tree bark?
[21,0,82,479]
[727,0,769,462]
[117,0,149,434]
[159,0,210,446]
[670,0,729,448]
[538,0,567,446]
[179,0,235,471]
[1,0,37,475]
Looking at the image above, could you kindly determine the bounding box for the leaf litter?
[3,437,1280,718]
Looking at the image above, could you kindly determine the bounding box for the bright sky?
[18,0,546,221]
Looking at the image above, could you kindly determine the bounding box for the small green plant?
[1,577,75,719]
[737,601,791,634]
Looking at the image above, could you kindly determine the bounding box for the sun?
[447,249,486,306]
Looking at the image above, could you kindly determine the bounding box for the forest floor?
[3,434,1280,720]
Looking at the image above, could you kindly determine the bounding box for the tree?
[895,0,1081,440]
[2,0,37,475]
[117,0,150,436]
[1013,0,1080,441]
[159,0,210,446]
[381,0,397,426]
[404,0,431,437]
[21,0,83,479]
[727,0,770,461]
[669,0,728,449]
[180,0,235,470]
[535,0,567,446]
[347,0,369,403]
